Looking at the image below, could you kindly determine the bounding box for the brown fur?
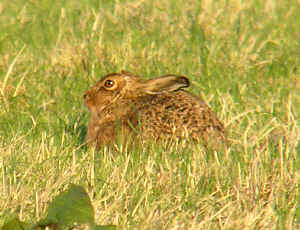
[84,71,226,149]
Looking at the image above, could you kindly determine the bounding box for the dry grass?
[0,0,299,229]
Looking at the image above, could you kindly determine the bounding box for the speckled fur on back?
[83,71,226,149]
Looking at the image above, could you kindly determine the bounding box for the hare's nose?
[83,93,88,99]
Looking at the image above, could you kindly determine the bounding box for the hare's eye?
[104,79,115,88]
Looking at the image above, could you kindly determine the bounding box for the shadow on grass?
[63,112,88,150]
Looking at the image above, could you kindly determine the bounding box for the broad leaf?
[35,184,95,230]
[1,217,30,230]
[94,225,116,230]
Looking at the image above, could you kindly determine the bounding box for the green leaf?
[94,225,116,230]
[35,184,95,230]
[1,217,30,230]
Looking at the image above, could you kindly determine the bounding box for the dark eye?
[104,79,115,88]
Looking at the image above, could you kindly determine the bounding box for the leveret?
[84,71,226,149]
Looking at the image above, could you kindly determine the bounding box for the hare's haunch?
[84,71,226,148]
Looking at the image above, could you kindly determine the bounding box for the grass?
[0,0,299,229]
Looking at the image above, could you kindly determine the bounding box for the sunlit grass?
[0,0,299,229]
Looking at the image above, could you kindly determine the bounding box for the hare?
[84,71,226,149]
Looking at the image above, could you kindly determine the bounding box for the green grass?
[0,0,299,229]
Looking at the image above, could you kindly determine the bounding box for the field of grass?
[0,0,299,229]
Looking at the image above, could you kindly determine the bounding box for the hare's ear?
[143,75,190,94]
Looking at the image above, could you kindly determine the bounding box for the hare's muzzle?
[83,93,88,99]
[83,91,92,100]
[83,92,92,110]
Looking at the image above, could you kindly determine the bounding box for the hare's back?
[136,91,225,142]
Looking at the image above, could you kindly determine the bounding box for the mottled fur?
[84,71,226,149]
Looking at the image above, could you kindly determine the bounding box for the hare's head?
[84,71,190,113]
